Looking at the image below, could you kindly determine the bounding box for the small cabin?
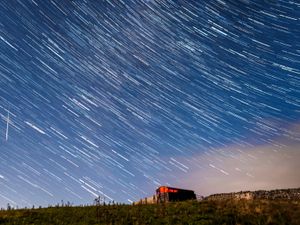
[156,186,196,203]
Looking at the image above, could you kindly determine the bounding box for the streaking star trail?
[0,0,299,207]
[5,109,9,142]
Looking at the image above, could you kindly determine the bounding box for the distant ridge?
[204,187,300,201]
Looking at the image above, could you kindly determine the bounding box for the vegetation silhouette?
[0,198,300,224]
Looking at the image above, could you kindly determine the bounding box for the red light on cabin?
[159,187,168,193]
[158,187,179,193]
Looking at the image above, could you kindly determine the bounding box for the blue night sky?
[0,0,299,207]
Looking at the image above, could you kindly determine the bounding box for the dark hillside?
[0,199,299,225]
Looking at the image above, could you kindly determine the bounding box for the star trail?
[0,0,299,207]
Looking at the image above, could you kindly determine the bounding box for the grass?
[0,199,299,224]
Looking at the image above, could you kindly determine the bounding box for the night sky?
[0,0,300,208]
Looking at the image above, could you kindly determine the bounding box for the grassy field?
[0,199,299,225]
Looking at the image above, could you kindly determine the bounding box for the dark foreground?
[0,199,299,225]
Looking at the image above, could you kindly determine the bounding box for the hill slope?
[0,199,300,225]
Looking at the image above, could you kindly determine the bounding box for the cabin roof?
[156,186,195,193]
